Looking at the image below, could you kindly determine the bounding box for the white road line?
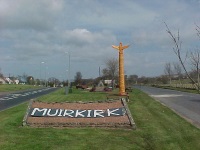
[10,94,22,96]
[150,94,183,98]
[0,97,13,101]
[0,88,52,101]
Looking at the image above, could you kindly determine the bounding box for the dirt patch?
[23,99,136,129]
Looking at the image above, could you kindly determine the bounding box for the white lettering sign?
[30,107,126,118]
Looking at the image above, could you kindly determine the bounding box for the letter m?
[31,108,48,116]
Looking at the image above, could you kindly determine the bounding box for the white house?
[5,77,13,84]
[14,79,19,84]
[0,77,6,84]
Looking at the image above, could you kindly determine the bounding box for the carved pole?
[112,42,129,95]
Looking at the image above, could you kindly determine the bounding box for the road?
[0,87,58,112]
[135,86,200,128]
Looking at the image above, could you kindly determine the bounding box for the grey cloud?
[0,0,64,30]
[1,0,200,78]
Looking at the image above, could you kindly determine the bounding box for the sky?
[0,0,200,81]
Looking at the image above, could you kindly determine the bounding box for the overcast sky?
[1,0,200,80]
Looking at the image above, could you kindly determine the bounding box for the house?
[14,79,19,84]
[5,77,13,84]
[0,77,6,84]
[104,80,112,85]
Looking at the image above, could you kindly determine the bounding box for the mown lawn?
[0,87,200,150]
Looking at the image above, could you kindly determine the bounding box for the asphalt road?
[134,86,200,128]
[0,87,58,112]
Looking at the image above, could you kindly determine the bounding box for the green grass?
[0,88,200,149]
[152,85,200,94]
[37,88,108,102]
[0,84,40,92]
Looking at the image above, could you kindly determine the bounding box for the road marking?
[150,94,183,98]
[0,88,53,101]
[0,97,13,101]
[10,94,22,96]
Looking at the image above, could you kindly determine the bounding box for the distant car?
[104,87,112,92]
[76,84,88,89]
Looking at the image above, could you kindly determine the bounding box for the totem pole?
[112,42,129,95]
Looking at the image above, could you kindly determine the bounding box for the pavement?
[134,85,200,128]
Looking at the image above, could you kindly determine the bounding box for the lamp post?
[45,66,48,87]
[40,61,45,86]
[65,52,72,94]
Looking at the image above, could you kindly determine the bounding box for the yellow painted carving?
[112,42,129,95]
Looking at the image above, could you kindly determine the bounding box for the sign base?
[23,99,136,129]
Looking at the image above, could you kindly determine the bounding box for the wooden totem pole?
[112,42,129,95]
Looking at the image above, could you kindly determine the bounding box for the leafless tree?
[102,57,118,88]
[164,62,173,85]
[128,75,138,85]
[195,23,200,39]
[102,57,118,79]
[173,62,182,84]
[165,22,200,91]
[190,50,200,88]
[0,68,4,78]
[74,71,82,85]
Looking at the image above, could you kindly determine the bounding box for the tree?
[74,71,82,85]
[127,75,138,85]
[164,62,173,85]
[48,77,60,87]
[0,68,4,78]
[165,22,200,91]
[102,58,118,79]
[173,62,182,84]
[102,58,118,88]
[137,76,148,84]
[190,50,200,88]
[27,76,34,85]
[196,23,200,39]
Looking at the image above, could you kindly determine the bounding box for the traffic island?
[23,99,136,129]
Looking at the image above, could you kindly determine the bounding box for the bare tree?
[173,62,182,84]
[165,22,200,91]
[195,23,200,39]
[164,62,173,85]
[190,50,200,88]
[74,71,82,85]
[128,75,138,85]
[102,58,118,79]
[102,58,118,88]
[0,68,4,78]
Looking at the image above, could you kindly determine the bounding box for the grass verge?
[0,88,200,150]
[151,85,200,94]
[0,84,40,92]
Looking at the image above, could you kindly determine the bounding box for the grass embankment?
[0,88,200,150]
[0,84,40,92]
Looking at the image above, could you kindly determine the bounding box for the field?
[0,87,200,150]
[0,84,40,92]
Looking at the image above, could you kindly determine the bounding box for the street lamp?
[65,52,72,94]
[40,61,45,86]
[45,66,48,87]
